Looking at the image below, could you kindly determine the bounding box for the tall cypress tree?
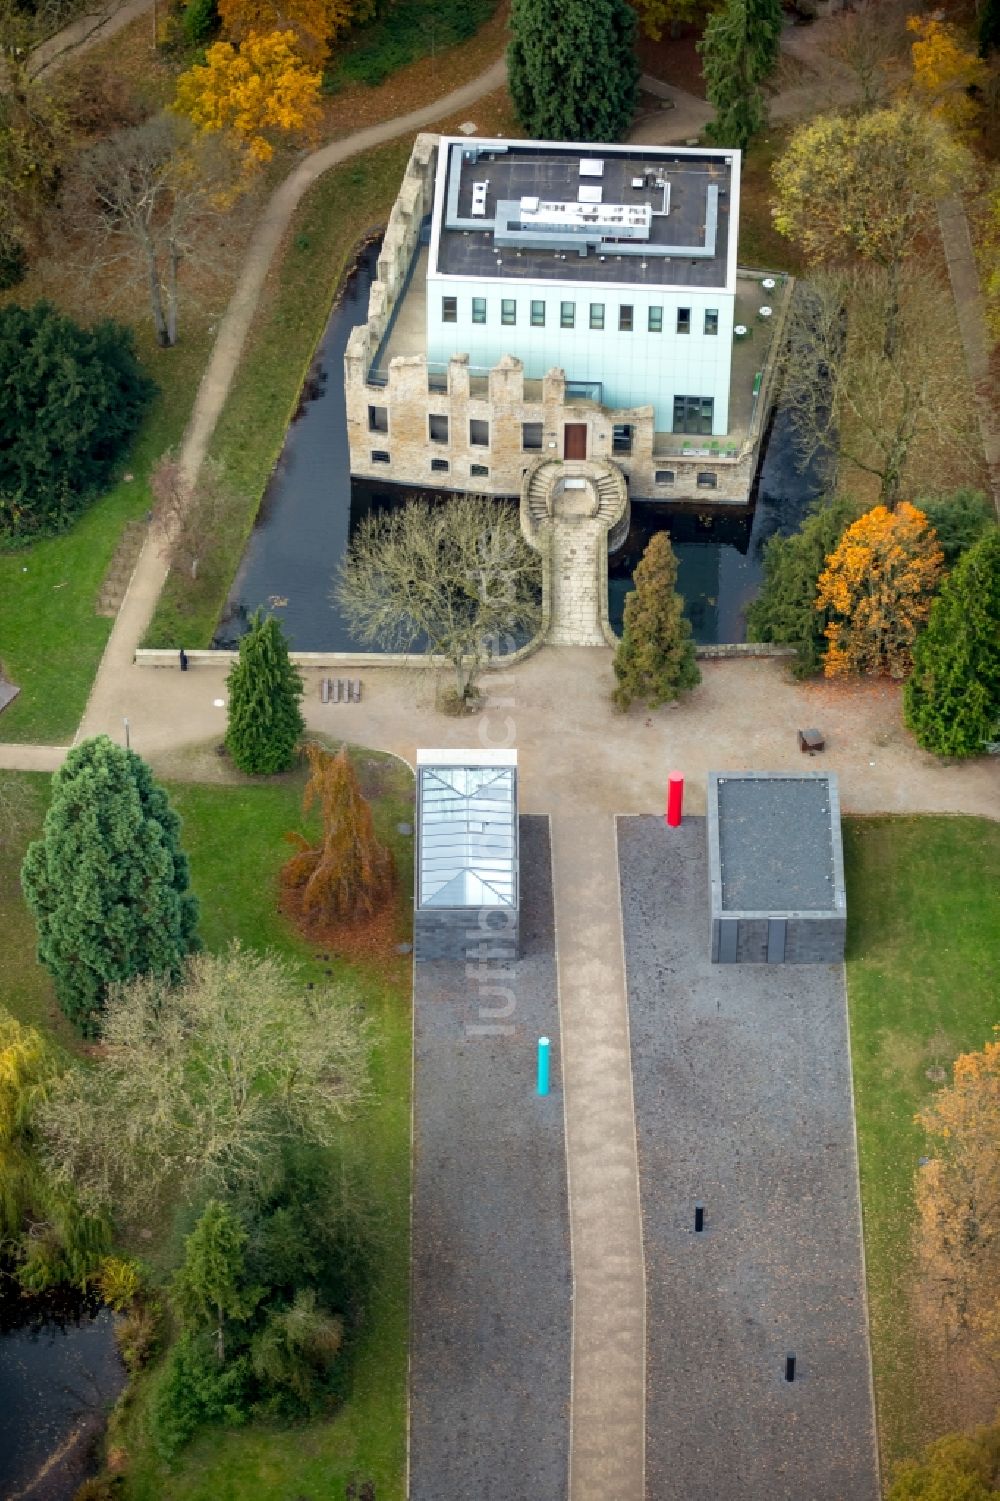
[698,0,784,153]
[225,611,305,776]
[21,736,199,1033]
[508,0,639,142]
[904,529,1000,758]
[613,532,700,710]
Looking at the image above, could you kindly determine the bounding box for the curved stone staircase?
[520,459,630,647]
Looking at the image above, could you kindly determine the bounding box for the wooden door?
[563,423,587,460]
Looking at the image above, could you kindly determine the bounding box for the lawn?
[0,331,211,745]
[142,140,414,652]
[0,748,414,1501]
[843,815,1000,1478]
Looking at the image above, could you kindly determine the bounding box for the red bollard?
[666,772,684,827]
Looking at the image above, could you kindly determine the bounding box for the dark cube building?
[707,771,846,964]
[414,749,519,962]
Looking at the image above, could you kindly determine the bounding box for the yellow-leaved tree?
[772,104,970,274]
[815,502,943,678]
[174,30,322,163]
[915,1031,1000,1352]
[217,0,366,60]
[907,15,987,136]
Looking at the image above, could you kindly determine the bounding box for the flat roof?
[430,138,738,292]
[710,773,845,915]
[417,755,518,910]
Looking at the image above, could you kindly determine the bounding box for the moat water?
[0,1289,125,1501]
[214,243,826,650]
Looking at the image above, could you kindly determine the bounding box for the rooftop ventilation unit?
[580,158,604,177]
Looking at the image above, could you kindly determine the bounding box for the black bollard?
[694,1202,705,1234]
[179,647,188,672]
[785,1353,796,1383]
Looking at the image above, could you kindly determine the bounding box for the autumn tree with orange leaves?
[915,1031,1000,1353]
[282,743,395,931]
[174,30,322,163]
[815,503,943,679]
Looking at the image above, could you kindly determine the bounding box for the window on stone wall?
[431,458,450,472]
[705,308,719,335]
[619,304,634,331]
[672,395,714,435]
[655,469,675,484]
[472,297,487,324]
[429,414,449,443]
[677,307,691,334]
[371,450,390,464]
[696,470,718,488]
[612,423,633,455]
[442,297,457,323]
[367,404,388,432]
[531,300,546,327]
[501,299,516,325]
[590,303,604,330]
[469,419,489,447]
[522,422,543,450]
[648,307,663,333]
[561,301,575,329]
[471,463,489,477]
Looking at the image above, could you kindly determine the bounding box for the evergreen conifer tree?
[21,736,199,1033]
[508,0,638,142]
[613,532,700,710]
[904,529,1000,758]
[225,611,305,775]
[698,0,784,152]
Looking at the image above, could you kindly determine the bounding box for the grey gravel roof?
[716,774,840,913]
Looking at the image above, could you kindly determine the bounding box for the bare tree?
[150,449,237,580]
[334,494,542,708]
[40,944,373,1222]
[62,113,246,347]
[781,267,983,509]
[825,0,909,111]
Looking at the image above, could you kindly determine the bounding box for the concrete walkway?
[551,813,645,1501]
[27,0,152,77]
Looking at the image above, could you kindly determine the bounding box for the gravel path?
[410,815,570,1501]
[618,815,878,1501]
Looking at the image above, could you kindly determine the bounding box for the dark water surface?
[215,244,825,650]
[0,1296,124,1501]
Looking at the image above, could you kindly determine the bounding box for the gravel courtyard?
[618,815,878,1501]
[409,815,571,1501]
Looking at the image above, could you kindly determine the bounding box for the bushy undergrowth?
[332,0,495,87]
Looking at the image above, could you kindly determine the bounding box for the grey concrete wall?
[711,915,846,965]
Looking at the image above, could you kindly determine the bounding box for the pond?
[0,1290,125,1501]
[214,244,825,651]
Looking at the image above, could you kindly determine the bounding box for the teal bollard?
[537,1036,551,1096]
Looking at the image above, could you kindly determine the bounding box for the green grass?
[844,815,1000,1477]
[0,750,414,1500]
[738,128,804,276]
[329,0,497,89]
[0,331,211,744]
[143,141,414,651]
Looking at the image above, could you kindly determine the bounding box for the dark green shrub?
[151,1331,252,1461]
[0,230,27,291]
[0,302,155,541]
[181,0,219,47]
[916,488,995,568]
[335,0,494,87]
[746,495,862,677]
